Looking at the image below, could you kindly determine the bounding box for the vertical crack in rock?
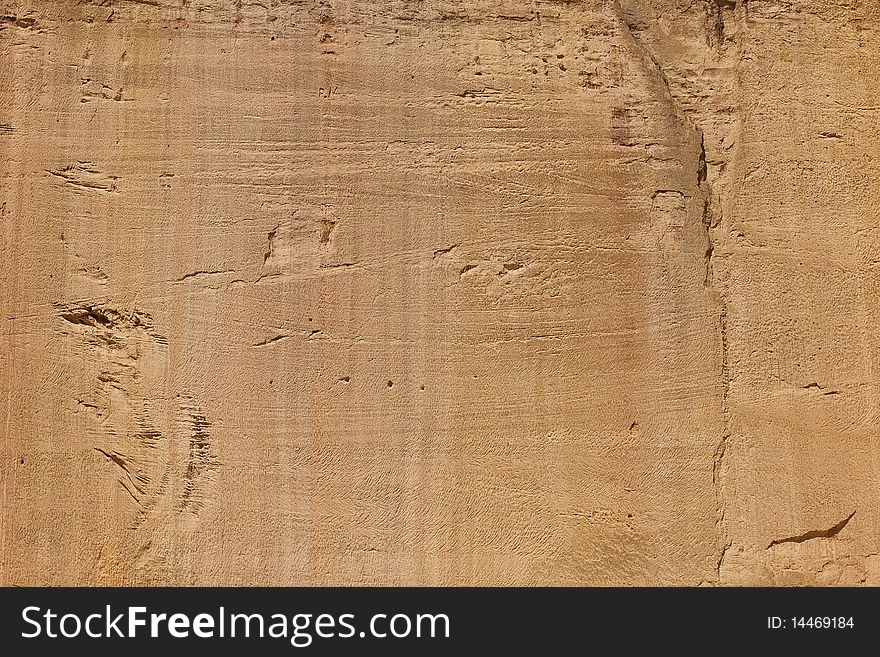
[614,0,743,582]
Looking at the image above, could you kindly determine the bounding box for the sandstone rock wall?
[1,0,878,585]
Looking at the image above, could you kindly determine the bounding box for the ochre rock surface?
[1,0,878,585]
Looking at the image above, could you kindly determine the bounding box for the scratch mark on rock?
[57,302,165,343]
[767,511,856,548]
[319,261,357,270]
[176,395,218,515]
[94,447,147,504]
[173,269,233,283]
[802,382,839,395]
[251,334,294,348]
[46,162,119,194]
[433,243,459,259]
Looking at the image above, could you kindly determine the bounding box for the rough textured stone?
[1,0,878,585]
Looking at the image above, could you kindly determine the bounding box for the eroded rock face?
[1,0,877,585]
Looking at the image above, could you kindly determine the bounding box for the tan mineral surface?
[1,0,878,585]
